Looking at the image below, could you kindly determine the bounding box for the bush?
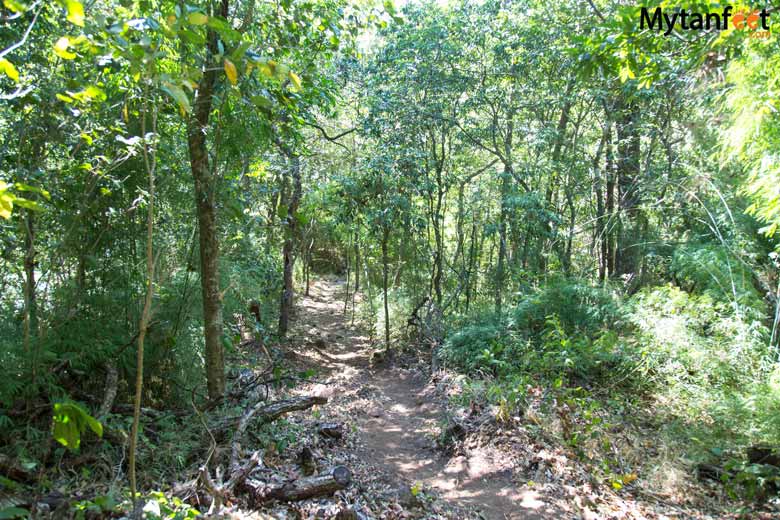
[439,323,515,374]
[629,285,778,450]
[512,277,624,337]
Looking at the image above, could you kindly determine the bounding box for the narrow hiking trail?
[285,277,557,519]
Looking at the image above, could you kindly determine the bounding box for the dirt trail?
[289,278,553,519]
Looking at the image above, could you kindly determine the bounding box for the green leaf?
[206,16,240,43]
[230,41,251,61]
[84,414,103,438]
[619,64,635,83]
[0,507,30,519]
[52,402,103,452]
[70,85,106,103]
[251,94,271,109]
[161,82,191,115]
[0,58,19,82]
[179,29,205,45]
[187,12,208,25]
[13,199,43,211]
[65,0,84,26]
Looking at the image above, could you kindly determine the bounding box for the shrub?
[439,323,515,374]
[512,277,624,337]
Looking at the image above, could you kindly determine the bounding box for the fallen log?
[196,395,328,513]
[318,422,343,439]
[247,465,352,503]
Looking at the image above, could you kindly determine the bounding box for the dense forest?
[1,0,780,518]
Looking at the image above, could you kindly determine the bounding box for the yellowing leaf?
[3,0,27,12]
[619,64,635,83]
[0,58,19,82]
[622,473,638,485]
[288,71,302,91]
[0,190,14,220]
[224,58,238,86]
[71,85,106,103]
[258,61,274,78]
[66,0,84,27]
[188,12,208,25]
[53,37,76,60]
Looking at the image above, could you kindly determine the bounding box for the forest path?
[288,277,551,519]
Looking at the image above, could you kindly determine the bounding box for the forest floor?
[284,277,545,519]
[255,277,742,520]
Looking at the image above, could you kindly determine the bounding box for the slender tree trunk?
[353,233,360,292]
[432,164,445,307]
[381,227,390,349]
[265,176,282,256]
[495,165,511,315]
[305,239,313,297]
[563,188,575,273]
[544,84,573,206]
[278,153,301,337]
[605,124,616,279]
[343,236,351,315]
[465,217,478,313]
[594,124,608,282]
[129,95,157,507]
[23,210,37,388]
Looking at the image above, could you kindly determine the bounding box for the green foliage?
[439,323,511,374]
[670,244,763,315]
[631,285,769,393]
[51,402,103,451]
[442,281,641,391]
[512,278,625,337]
[0,507,29,519]
[719,456,780,501]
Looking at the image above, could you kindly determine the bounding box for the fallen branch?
[247,465,352,503]
[230,395,327,473]
[0,454,36,483]
[195,395,327,512]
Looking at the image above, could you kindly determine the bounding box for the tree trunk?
[495,165,510,315]
[23,210,37,366]
[353,233,360,292]
[594,125,608,282]
[616,101,642,276]
[187,0,229,400]
[381,227,390,348]
[305,239,313,297]
[605,123,616,279]
[343,237,351,315]
[130,96,157,505]
[278,153,301,337]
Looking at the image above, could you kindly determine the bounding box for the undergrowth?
[439,275,780,501]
